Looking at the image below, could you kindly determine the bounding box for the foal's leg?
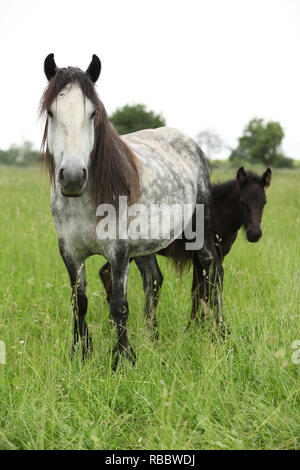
[109,253,135,369]
[135,255,163,336]
[58,240,91,360]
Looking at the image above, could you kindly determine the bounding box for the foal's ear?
[237,167,246,185]
[261,168,272,187]
[44,53,57,81]
[86,54,101,83]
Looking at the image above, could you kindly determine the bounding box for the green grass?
[0,165,300,450]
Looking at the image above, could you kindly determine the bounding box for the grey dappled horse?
[40,54,223,368]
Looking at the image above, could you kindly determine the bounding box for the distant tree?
[0,146,18,165]
[274,154,295,168]
[229,118,286,166]
[195,129,225,158]
[110,104,166,135]
[0,141,40,166]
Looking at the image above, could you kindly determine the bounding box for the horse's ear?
[262,168,272,187]
[44,53,57,81]
[86,54,101,83]
[237,167,246,186]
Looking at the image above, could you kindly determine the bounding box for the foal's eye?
[90,111,96,120]
[47,110,54,118]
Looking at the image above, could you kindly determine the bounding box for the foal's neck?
[213,179,242,237]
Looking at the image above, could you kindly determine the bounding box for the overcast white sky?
[0,0,299,158]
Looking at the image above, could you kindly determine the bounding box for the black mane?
[212,171,264,201]
[212,179,237,201]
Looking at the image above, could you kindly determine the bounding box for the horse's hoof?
[112,346,136,371]
[219,323,230,338]
[70,337,93,362]
[184,316,202,332]
[146,323,159,340]
[152,329,159,341]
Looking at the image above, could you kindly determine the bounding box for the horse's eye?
[90,111,96,120]
[47,110,53,118]
[240,199,246,207]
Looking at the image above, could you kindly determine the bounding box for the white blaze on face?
[47,84,95,171]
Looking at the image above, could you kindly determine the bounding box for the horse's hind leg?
[190,255,206,322]
[135,255,163,336]
[58,239,92,360]
[189,200,225,333]
[193,244,225,333]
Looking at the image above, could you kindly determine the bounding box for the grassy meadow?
[0,165,299,450]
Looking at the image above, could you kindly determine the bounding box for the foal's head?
[236,167,272,242]
[41,54,101,197]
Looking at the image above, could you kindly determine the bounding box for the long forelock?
[40,67,100,116]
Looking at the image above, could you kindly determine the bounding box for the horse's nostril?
[82,168,87,181]
[247,229,262,242]
[59,168,64,182]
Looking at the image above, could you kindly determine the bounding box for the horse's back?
[122,127,210,205]
[122,127,203,166]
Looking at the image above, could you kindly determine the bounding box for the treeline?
[0,141,40,166]
[197,118,295,168]
[228,118,295,168]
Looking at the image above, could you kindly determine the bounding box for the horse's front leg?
[110,254,135,369]
[99,259,135,304]
[58,240,92,360]
[99,261,112,303]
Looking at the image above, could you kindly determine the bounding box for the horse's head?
[236,167,272,242]
[42,53,101,197]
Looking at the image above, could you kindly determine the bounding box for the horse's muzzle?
[58,166,88,197]
[246,229,262,243]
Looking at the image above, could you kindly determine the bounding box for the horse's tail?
[160,238,194,278]
[161,145,210,278]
